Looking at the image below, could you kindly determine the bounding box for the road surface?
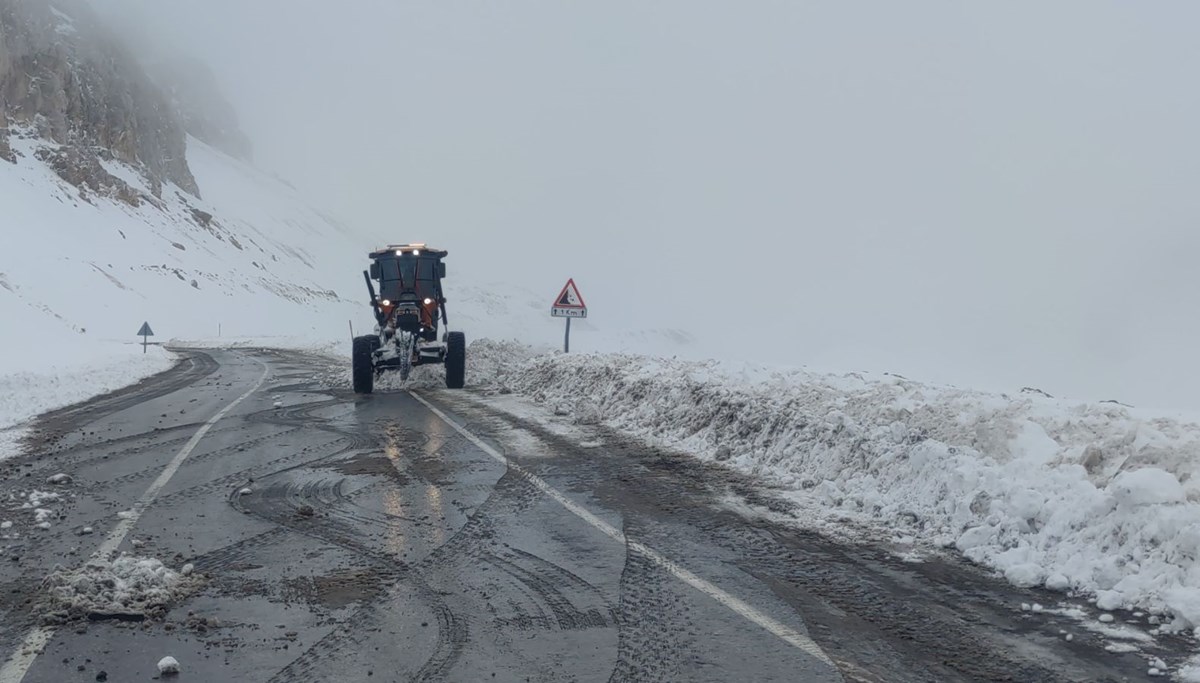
[0,349,1185,682]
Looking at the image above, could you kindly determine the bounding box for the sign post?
[137,321,154,353]
[550,279,587,353]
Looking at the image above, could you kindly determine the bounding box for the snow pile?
[475,346,1200,631]
[157,656,181,675]
[39,555,200,623]
[21,490,60,508]
[14,489,62,529]
[404,339,542,391]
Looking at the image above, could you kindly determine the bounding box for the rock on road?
[0,349,1184,682]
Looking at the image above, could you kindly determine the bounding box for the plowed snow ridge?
[457,340,1200,634]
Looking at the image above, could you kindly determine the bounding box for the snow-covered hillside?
[0,125,372,437]
[0,0,377,443]
[2,132,364,340]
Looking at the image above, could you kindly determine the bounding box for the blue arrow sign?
[138,322,154,353]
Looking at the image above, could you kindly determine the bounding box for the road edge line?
[408,390,836,669]
[0,353,270,683]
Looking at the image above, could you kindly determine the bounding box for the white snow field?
[453,341,1200,637]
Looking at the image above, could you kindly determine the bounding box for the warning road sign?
[551,279,587,318]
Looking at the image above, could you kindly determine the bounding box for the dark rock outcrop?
[0,0,198,197]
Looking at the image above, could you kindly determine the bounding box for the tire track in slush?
[256,492,502,681]
[243,389,627,682]
[188,528,291,573]
[485,549,616,631]
[607,548,696,682]
[408,390,838,670]
[254,457,546,682]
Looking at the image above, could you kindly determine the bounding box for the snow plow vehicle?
[352,244,465,393]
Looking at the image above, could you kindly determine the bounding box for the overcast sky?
[93,1,1200,409]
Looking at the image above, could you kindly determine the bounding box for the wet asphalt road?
[0,349,1188,682]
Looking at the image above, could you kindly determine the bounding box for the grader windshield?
[368,244,447,303]
[376,254,440,303]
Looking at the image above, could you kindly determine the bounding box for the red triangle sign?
[551,279,587,317]
[554,279,586,308]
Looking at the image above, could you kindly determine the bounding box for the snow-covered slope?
[1,131,362,343]
[0,127,367,442]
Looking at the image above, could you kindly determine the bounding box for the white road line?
[408,390,836,668]
[0,354,269,683]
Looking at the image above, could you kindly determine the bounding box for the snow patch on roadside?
[40,555,201,623]
[0,346,175,460]
[460,341,1200,633]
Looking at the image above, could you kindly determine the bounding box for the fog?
[94,1,1200,409]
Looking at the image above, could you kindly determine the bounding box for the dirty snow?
[22,490,59,508]
[1179,656,1200,682]
[40,555,199,622]
[452,341,1200,634]
[1085,619,1153,644]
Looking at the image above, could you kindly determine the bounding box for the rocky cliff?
[0,0,198,198]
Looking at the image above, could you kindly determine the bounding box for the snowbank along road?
[0,349,1188,682]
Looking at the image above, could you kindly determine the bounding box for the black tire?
[445,331,466,389]
[352,335,379,394]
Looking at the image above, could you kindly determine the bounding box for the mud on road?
[0,349,1189,682]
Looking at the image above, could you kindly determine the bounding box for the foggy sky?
[93,1,1200,410]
